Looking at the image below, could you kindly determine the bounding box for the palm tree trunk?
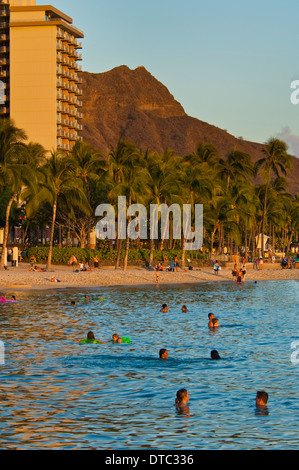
[123,196,131,270]
[115,237,122,269]
[261,183,269,257]
[47,199,57,271]
[0,193,16,270]
[149,238,154,269]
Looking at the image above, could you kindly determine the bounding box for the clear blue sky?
[53,0,299,156]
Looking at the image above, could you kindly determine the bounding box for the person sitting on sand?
[181,305,189,313]
[160,303,169,312]
[159,348,168,360]
[211,349,221,360]
[175,388,190,413]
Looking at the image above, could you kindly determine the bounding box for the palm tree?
[0,119,37,270]
[255,138,293,256]
[70,140,105,248]
[143,149,182,267]
[215,149,254,190]
[25,150,89,271]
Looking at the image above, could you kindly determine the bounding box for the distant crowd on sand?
[75,297,269,417]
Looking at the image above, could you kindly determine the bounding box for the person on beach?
[213,260,220,275]
[181,305,189,313]
[69,254,78,271]
[93,255,99,270]
[258,257,263,270]
[241,262,247,280]
[155,270,160,284]
[159,348,168,360]
[232,263,238,281]
[236,268,243,283]
[50,276,62,283]
[211,349,221,360]
[175,388,190,413]
[256,390,268,410]
[160,303,169,312]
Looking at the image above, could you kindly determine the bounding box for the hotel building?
[0,0,84,152]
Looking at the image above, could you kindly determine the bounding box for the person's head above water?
[87,331,95,339]
[211,349,221,360]
[159,348,168,359]
[256,390,268,408]
[175,388,189,405]
[208,312,215,319]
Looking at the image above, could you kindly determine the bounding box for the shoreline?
[0,262,298,292]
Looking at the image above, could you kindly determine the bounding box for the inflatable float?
[0,296,17,303]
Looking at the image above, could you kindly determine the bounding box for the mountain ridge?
[80,65,299,194]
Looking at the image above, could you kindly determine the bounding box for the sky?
[52,0,299,157]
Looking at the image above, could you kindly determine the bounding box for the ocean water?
[0,279,298,450]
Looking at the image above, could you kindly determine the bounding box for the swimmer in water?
[111,334,122,344]
[256,390,268,410]
[208,312,215,327]
[159,348,168,360]
[211,349,221,360]
[209,318,220,330]
[70,301,76,306]
[160,303,169,312]
[79,331,107,344]
[175,388,190,413]
[181,305,189,313]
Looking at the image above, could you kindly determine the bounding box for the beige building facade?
[0,0,84,152]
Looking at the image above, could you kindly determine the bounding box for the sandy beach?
[0,261,298,291]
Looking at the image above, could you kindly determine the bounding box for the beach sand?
[0,261,298,291]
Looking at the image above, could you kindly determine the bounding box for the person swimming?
[159,348,168,360]
[111,334,122,344]
[256,390,268,410]
[209,318,220,329]
[175,388,190,413]
[160,303,169,312]
[181,305,189,313]
[78,331,107,344]
[211,349,221,360]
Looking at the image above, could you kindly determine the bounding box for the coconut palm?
[0,119,40,269]
[255,138,293,256]
[25,150,89,271]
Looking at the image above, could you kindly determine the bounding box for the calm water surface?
[0,279,298,450]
